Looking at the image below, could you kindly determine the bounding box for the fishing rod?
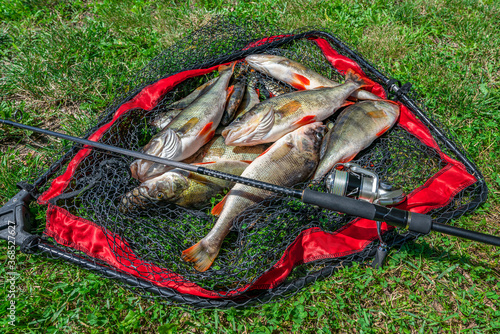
[1,118,499,247]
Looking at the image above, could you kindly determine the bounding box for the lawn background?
[1,0,499,333]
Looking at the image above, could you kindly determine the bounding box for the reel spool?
[325,162,406,206]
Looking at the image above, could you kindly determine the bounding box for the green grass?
[1,0,499,332]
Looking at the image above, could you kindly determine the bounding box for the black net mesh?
[17,17,486,308]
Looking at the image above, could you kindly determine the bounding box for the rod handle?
[302,188,376,219]
[302,189,413,228]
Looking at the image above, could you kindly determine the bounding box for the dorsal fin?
[345,69,372,89]
[218,62,236,73]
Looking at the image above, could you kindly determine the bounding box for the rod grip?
[302,189,376,219]
[408,212,432,234]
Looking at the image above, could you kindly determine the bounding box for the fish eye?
[156,192,164,200]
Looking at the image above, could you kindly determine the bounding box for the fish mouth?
[304,122,326,139]
[131,160,154,182]
[246,55,272,76]
[119,186,153,213]
[130,160,172,182]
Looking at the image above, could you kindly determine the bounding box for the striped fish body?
[223,69,364,146]
[130,63,235,181]
[313,100,400,179]
[201,136,269,163]
[182,122,326,272]
[150,78,218,131]
[169,77,218,110]
[261,77,290,97]
[234,70,260,119]
[120,160,250,212]
[221,66,248,126]
[150,109,182,131]
[131,134,268,182]
[246,54,380,100]
[164,63,235,160]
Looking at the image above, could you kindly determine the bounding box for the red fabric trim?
[242,34,293,50]
[44,204,224,298]
[312,38,387,99]
[40,34,478,297]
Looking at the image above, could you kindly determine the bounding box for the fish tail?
[345,68,374,89]
[181,239,219,272]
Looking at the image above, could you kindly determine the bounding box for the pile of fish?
[119,54,400,272]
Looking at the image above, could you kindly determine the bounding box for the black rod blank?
[1,118,499,247]
[0,119,302,198]
[432,222,500,246]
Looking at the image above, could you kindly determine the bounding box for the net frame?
[9,18,487,309]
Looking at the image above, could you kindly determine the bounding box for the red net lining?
[38,35,477,299]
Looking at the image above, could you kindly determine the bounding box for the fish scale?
[313,100,400,179]
[233,70,260,119]
[150,77,218,131]
[201,136,269,162]
[119,160,250,212]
